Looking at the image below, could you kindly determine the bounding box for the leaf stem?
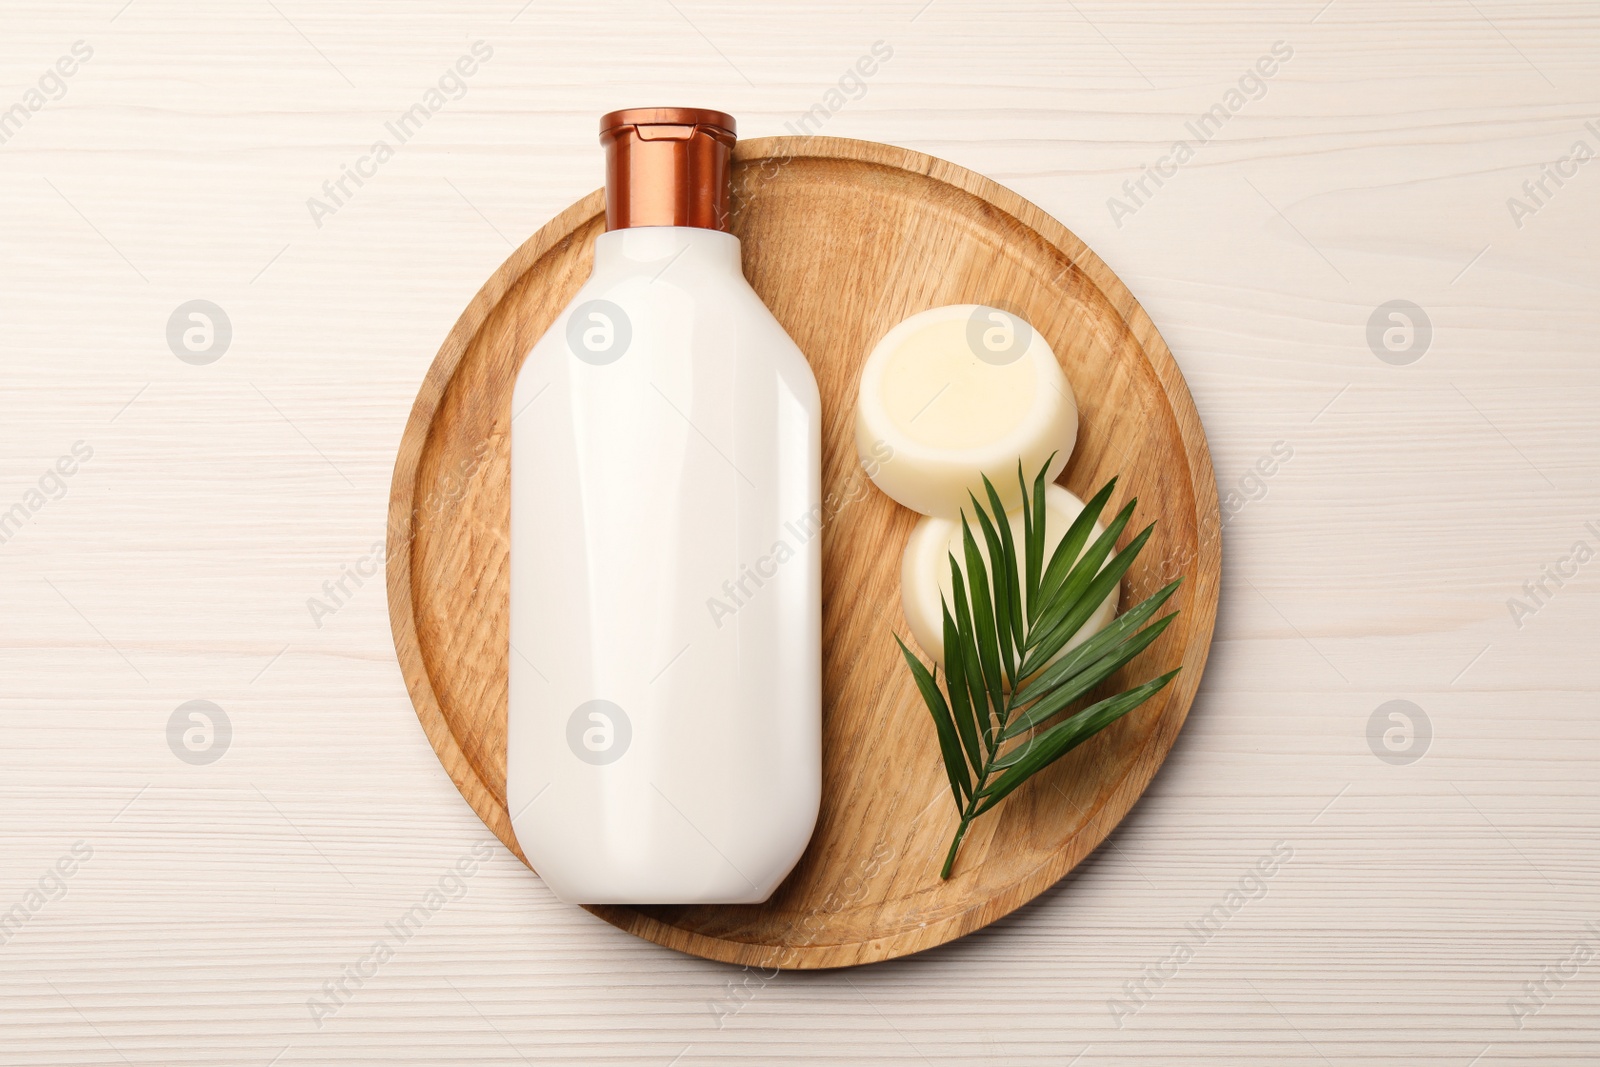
[942,716,1011,879]
[941,815,971,879]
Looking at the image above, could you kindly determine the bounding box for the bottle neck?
[591,227,743,279]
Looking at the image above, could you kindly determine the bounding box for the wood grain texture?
[388,136,1221,967]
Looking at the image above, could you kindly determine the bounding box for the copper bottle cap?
[599,107,736,232]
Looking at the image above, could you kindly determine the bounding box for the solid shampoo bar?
[900,483,1118,671]
[855,304,1077,519]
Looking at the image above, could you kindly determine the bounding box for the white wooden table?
[2,1,1596,1063]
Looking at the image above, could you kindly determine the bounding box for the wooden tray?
[386,136,1220,969]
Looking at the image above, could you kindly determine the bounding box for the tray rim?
[386,134,1221,969]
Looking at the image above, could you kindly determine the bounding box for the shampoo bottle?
[507,108,822,904]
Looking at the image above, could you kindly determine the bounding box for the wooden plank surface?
[0,0,1596,1062]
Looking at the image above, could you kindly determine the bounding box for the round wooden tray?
[386,136,1220,969]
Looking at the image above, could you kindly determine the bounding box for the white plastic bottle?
[507,108,822,904]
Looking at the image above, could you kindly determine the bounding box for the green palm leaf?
[896,460,1183,879]
[974,671,1181,816]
